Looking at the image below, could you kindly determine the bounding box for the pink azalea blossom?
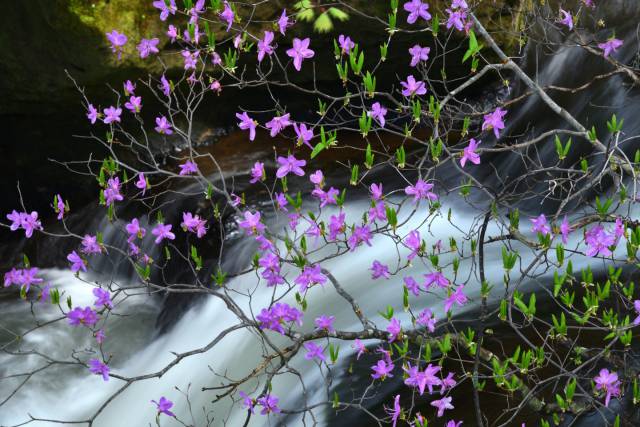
[558,9,573,30]
[179,160,198,176]
[369,102,387,127]
[238,211,265,235]
[89,358,110,381]
[594,369,621,407]
[405,179,438,203]
[276,154,306,178]
[385,395,401,427]
[219,1,234,32]
[409,44,430,67]
[151,397,175,417]
[257,31,275,62]
[236,112,257,141]
[598,38,623,58]
[531,214,551,236]
[482,107,507,138]
[338,34,355,55]
[265,113,291,137]
[278,9,292,35]
[460,138,481,167]
[286,38,314,71]
[404,0,431,24]
[293,122,314,148]
[67,251,87,273]
[151,222,175,244]
[431,396,454,417]
[401,75,427,97]
[444,285,468,313]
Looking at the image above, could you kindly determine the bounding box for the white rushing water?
[0,199,598,427]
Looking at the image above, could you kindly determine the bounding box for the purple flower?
[87,104,99,124]
[135,173,147,195]
[369,102,387,127]
[286,38,315,71]
[431,396,454,417]
[181,50,199,70]
[441,372,457,392]
[257,31,275,62]
[151,396,175,417]
[315,315,335,332]
[633,300,640,325]
[310,170,324,187]
[276,154,306,178]
[167,25,178,42]
[238,391,255,413]
[404,362,441,395]
[560,216,571,244]
[386,318,402,342]
[278,9,292,35]
[155,116,173,135]
[81,234,102,254]
[304,342,326,361]
[22,211,43,238]
[103,106,122,124]
[275,192,288,211]
[452,0,468,9]
[598,38,623,58]
[594,369,621,407]
[67,306,99,327]
[257,394,280,415]
[257,303,303,334]
[4,267,43,292]
[444,285,468,313]
[236,112,257,141]
[67,251,87,273]
[404,276,421,296]
[179,160,198,176]
[446,8,468,31]
[385,395,401,427]
[124,80,136,95]
[416,308,436,332]
[126,218,146,240]
[106,30,127,59]
[482,107,507,138]
[531,214,551,236]
[446,421,463,427]
[293,123,314,148]
[248,161,265,184]
[152,0,177,21]
[54,194,66,220]
[103,176,124,206]
[348,225,373,250]
[460,138,480,167]
[328,212,346,241]
[312,187,339,208]
[404,0,431,24]
[95,329,106,344]
[405,179,438,203]
[409,44,430,67]
[160,75,171,97]
[294,264,327,292]
[370,183,383,201]
[137,38,159,58]
[152,222,175,244]
[338,34,355,55]
[585,225,616,257]
[371,358,395,379]
[93,288,113,308]
[405,230,422,260]
[238,211,265,235]
[181,212,207,238]
[220,1,235,32]
[124,96,142,113]
[353,339,366,360]
[424,271,449,289]
[401,75,427,97]
[265,113,291,137]
[558,9,573,30]
[371,260,390,280]
[88,358,110,381]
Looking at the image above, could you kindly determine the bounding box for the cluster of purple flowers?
[4,267,43,293]
[256,303,303,335]
[6,210,43,238]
